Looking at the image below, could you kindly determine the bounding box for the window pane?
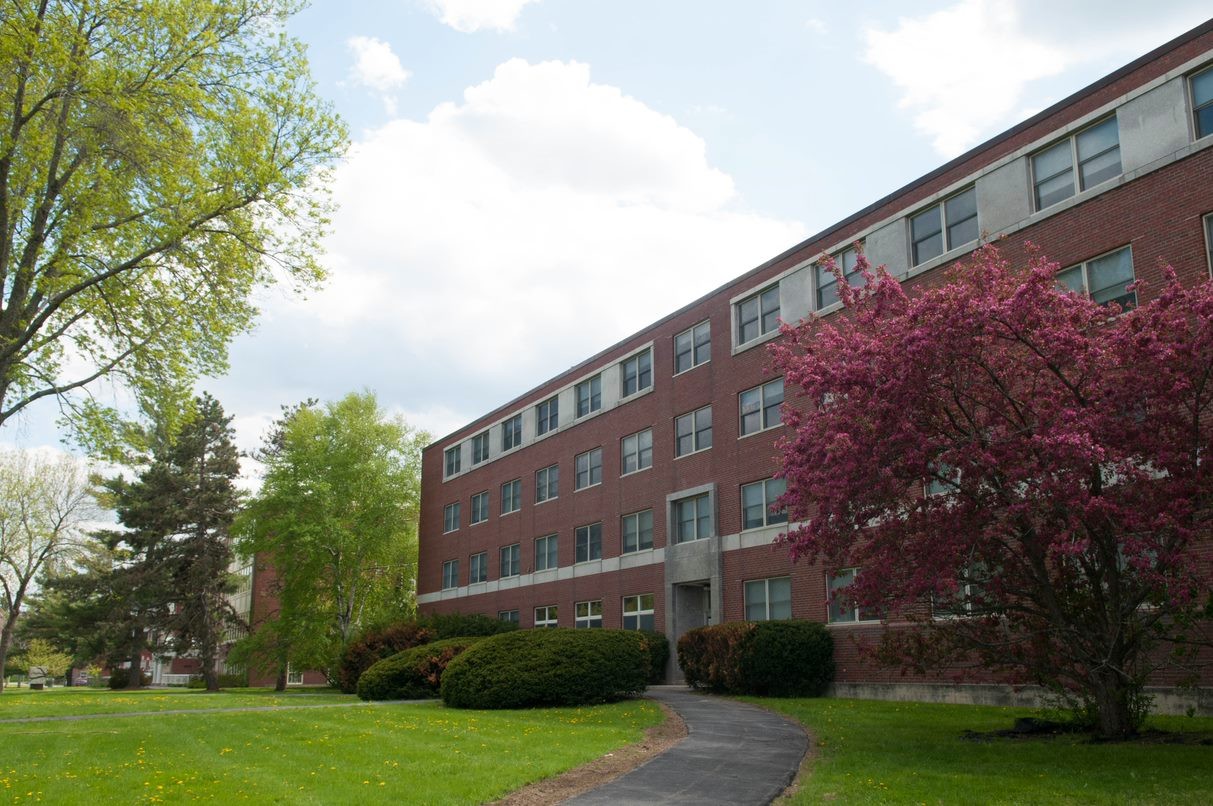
[766,477,788,525]
[1033,141,1073,209]
[637,509,653,550]
[676,413,693,456]
[695,407,712,450]
[742,482,765,530]
[1057,266,1084,293]
[1087,248,1135,307]
[1035,170,1074,210]
[744,580,767,620]
[829,570,856,623]
[763,379,784,428]
[769,577,792,619]
[815,264,838,309]
[740,387,761,435]
[760,286,780,334]
[1075,117,1118,162]
[1199,104,1213,140]
[1078,146,1121,190]
[911,206,943,265]
[945,188,978,248]
[675,331,692,373]
[693,322,711,363]
[622,515,637,553]
[738,296,758,343]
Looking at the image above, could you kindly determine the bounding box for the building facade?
[417,22,1213,695]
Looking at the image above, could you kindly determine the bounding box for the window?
[535,534,558,571]
[910,187,978,266]
[1192,65,1213,139]
[621,349,653,397]
[815,246,861,310]
[575,448,602,490]
[621,429,653,474]
[741,477,788,530]
[622,594,655,630]
[444,445,461,477]
[739,378,784,436]
[286,665,304,685]
[675,321,711,373]
[827,568,881,623]
[575,522,602,563]
[1057,246,1135,308]
[499,543,521,577]
[536,396,559,436]
[536,464,559,503]
[535,605,558,628]
[469,552,488,584]
[736,283,780,345]
[1204,214,1213,275]
[441,559,459,590]
[933,573,988,619]
[502,414,522,451]
[498,609,519,624]
[675,405,712,456]
[471,431,490,465]
[501,479,521,514]
[575,600,603,628]
[576,375,601,417]
[442,502,460,533]
[924,463,959,498]
[745,577,792,621]
[470,491,489,524]
[672,493,712,543]
[1032,116,1121,210]
[622,509,653,553]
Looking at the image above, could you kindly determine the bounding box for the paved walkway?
[567,686,808,806]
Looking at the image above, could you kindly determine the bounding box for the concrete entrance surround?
[567,686,808,806]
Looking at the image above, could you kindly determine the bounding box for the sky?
[4,0,1212,478]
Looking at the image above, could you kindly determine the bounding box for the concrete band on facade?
[414,21,1213,704]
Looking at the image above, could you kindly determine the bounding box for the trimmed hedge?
[106,669,150,689]
[357,637,484,701]
[623,630,669,684]
[441,629,648,709]
[677,620,834,697]
[337,613,519,693]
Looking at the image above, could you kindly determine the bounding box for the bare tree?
[0,449,94,690]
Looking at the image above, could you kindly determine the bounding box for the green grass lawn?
[748,697,1213,805]
[0,696,661,804]
[0,686,355,719]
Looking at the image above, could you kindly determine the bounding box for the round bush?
[337,621,433,693]
[440,629,648,709]
[677,621,834,697]
[357,637,484,701]
[621,630,670,684]
[418,612,519,640]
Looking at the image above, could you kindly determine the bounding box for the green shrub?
[357,637,484,701]
[418,612,519,640]
[336,621,434,694]
[621,630,669,684]
[106,668,150,689]
[185,672,248,689]
[441,629,648,709]
[677,620,834,697]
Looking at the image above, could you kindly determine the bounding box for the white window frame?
[442,502,460,533]
[534,605,558,628]
[286,665,304,686]
[575,447,602,490]
[1031,115,1121,212]
[909,186,978,267]
[501,414,522,451]
[469,551,488,584]
[675,405,712,457]
[575,522,602,563]
[536,396,559,436]
[739,377,784,437]
[827,568,881,624]
[441,559,459,590]
[674,320,711,374]
[621,509,653,554]
[741,477,788,531]
[622,594,655,630]
[1057,245,1136,309]
[574,599,603,628]
[444,446,461,477]
[499,543,521,578]
[470,491,489,525]
[671,492,712,544]
[536,464,559,503]
[744,577,792,621]
[621,348,653,397]
[535,533,558,571]
[620,428,653,475]
[471,431,490,465]
[575,375,602,418]
[500,478,522,515]
[735,282,780,346]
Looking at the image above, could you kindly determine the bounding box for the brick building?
[417,21,1213,698]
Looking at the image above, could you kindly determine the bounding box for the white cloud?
[863,0,1213,157]
[423,0,540,33]
[264,59,803,420]
[347,36,410,113]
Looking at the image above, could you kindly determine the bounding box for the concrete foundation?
[826,682,1213,716]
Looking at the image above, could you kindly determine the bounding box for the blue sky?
[6,0,1212,474]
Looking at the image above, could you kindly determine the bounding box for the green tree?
[0,448,93,691]
[23,637,70,682]
[234,392,426,686]
[0,0,346,450]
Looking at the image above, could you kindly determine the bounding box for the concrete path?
[567,686,808,806]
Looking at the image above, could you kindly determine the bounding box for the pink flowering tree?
[770,244,1213,738]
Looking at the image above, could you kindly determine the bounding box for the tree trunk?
[274,663,287,692]
[0,620,14,694]
[127,646,143,689]
[1092,668,1138,738]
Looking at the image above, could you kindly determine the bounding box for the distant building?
[417,21,1213,705]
